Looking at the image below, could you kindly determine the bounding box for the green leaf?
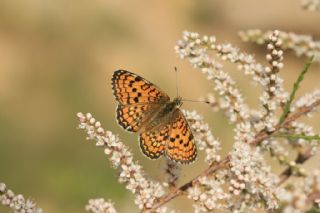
[273,133,320,141]
[279,56,314,124]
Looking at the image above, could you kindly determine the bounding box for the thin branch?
[273,133,320,141]
[149,99,320,211]
[277,147,313,186]
[251,99,320,145]
[279,56,314,124]
[148,157,230,212]
[308,191,320,205]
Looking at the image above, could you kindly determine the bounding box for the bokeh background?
[0,0,319,212]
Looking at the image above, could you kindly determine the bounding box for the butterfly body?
[144,97,182,132]
[111,70,197,164]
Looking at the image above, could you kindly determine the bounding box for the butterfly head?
[173,96,183,108]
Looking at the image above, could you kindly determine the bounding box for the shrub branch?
[149,99,320,211]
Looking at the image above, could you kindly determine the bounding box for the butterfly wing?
[165,109,197,164]
[139,125,170,159]
[116,103,161,132]
[111,70,170,105]
[112,70,170,132]
[139,109,197,163]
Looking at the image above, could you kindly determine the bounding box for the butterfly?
[111,70,197,164]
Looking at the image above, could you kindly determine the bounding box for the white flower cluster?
[291,90,320,115]
[234,121,258,146]
[260,139,289,164]
[176,32,249,123]
[203,93,219,111]
[177,32,275,92]
[283,121,319,158]
[260,30,287,131]
[183,110,221,164]
[175,31,289,132]
[212,42,268,81]
[0,182,43,213]
[301,0,320,12]
[176,31,264,78]
[288,122,316,145]
[174,30,320,212]
[77,112,165,211]
[85,198,117,213]
[278,169,320,212]
[239,29,320,62]
[187,176,229,212]
[247,110,269,134]
[230,142,279,210]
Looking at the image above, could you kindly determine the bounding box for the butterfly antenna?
[174,66,179,97]
[182,99,210,104]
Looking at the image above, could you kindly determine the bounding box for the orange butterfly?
[111,70,197,164]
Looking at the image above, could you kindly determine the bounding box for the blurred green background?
[0,0,319,212]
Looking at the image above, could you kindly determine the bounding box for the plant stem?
[273,133,320,141]
[279,56,314,124]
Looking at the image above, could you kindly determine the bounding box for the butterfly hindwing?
[112,70,170,105]
[139,125,170,159]
[116,103,161,132]
[165,109,197,164]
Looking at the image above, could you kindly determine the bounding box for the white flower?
[86,198,117,213]
[291,90,320,114]
[230,142,279,209]
[239,29,320,62]
[183,110,221,165]
[77,112,165,211]
[0,182,43,213]
[176,31,250,123]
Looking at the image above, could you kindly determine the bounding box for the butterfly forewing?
[112,70,170,105]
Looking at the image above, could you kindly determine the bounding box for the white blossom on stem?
[278,169,320,212]
[77,112,166,211]
[85,198,117,213]
[0,182,43,213]
[229,142,280,210]
[187,176,230,212]
[176,31,250,123]
[290,90,320,115]
[239,29,320,62]
[183,110,221,164]
[260,30,287,132]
